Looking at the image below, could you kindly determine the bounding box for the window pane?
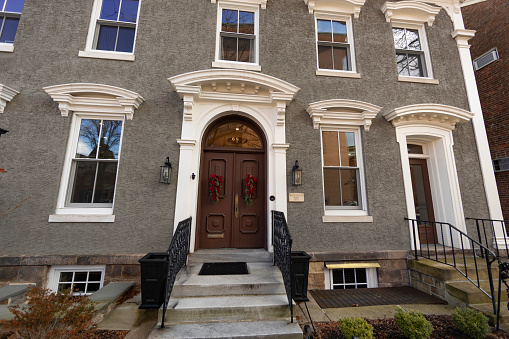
[98,120,122,159]
[332,46,348,71]
[339,132,356,167]
[324,168,341,206]
[408,144,423,154]
[58,283,72,292]
[221,36,237,61]
[222,9,238,32]
[73,283,86,293]
[74,272,88,281]
[0,0,5,11]
[317,19,332,42]
[76,119,101,159]
[406,29,421,50]
[116,26,135,52]
[318,45,333,69]
[71,161,97,203]
[344,269,355,283]
[340,168,358,207]
[396,53,409,76]
[87,283,100,293]
[0,17,19,43]
[332,21,347,43]
[355,268,367,283]
[322,131,339,166]
[206,122,263,149]
[407,54,424,77]
[59,272,73,282]
[238,11,254,34]
[393,27,406,49]
[100,0,120,21]
[332,269,344,284]
[238,38,253,62]
[89,271,102,281]
[93,162,118,203]
[119,0,139,23]
[4,0,24,13]
[97,25,118,51]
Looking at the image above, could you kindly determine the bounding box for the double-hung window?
[393,27,427,77]
[316,19,351,71]
[68,118,123,207]
[322,130,361,208]
[0,0,25,52]
[80,0,140,61]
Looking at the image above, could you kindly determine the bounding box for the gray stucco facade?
[0,0,494,290]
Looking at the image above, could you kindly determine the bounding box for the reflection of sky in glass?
[222,9,238,32]
[100,120,122,159]
[100,0,139,23]
[4,0,25,13]
[332,21,347,43]
[75,119,122,159]
[76,119,100,158]
[393,28,421,50]
[239,11,254,34]
[317,20,332,41]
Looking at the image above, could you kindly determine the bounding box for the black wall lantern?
[292,160,302,186]
[0,128,8,138]
[159,157,172,184]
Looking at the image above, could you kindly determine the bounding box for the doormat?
[198,262,249,275]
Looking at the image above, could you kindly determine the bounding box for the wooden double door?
[198,150,266,249]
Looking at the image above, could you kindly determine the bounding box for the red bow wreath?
[244,173,258,206]
[208,174,223,203]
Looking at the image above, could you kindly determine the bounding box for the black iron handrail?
[161,217,192,329]
[407,218,498,319]
[272,210,294,323]
[467,217,509,259]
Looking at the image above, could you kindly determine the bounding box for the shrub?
[394,307,434,339]
[452,307,490,339]
[0,286,95,339]
[339,317,374,339]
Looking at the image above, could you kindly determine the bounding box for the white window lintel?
[211,0,267,9]
[304,0,367,18]
[0,84,19,113]
[381,1,441,26]
[307,99,382,131]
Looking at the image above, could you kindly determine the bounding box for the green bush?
[394,307,434,339]
[339,317,374,339]
[452,307,490,339]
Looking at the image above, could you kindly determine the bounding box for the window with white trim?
[214,2,259,70]
[67,117,124,207]
[48,266,105,295]
[392,27,429,77]
[0,0,25,51]
[329,268,378,289]
[316,17,354,72]
[322,129,365,210]
[80,0,140,60]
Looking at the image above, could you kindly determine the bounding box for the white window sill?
[322,215,373,223]
[49,208,115,222]
[0,43,14,52]
[212,60,261,72]
[316,69,361,78]
[398,76,439,85]
[78,50,135,62]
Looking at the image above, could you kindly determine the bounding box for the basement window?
[48,266,105,295]
[325,263,379,289]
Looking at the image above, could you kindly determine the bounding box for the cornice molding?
[303,0,367,18]
[381,1,441,26]
[384,103,473,129]
[306,99,382,130]
[211,0,267,9]
[43,83,144,120]
[451,29,476,49]
[0,84,19,114]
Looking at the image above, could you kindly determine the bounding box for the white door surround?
[168,69,300,252]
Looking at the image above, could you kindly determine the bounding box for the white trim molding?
[381,1,441,26]
[306,99,382,131]
[304,0,367,18]
[383,103,473,130]
[211,0,267,9]
[43,83,145,120]
[168,69,299,252]
[0,84,19,114]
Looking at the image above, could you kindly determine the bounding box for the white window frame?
[0,0,24,52]
[320,126,369,219]
[47,265,106,295]
[212,1,261,71]
[314,12,360,78]
[78,0,141,62]
[325,267,378,289]
[391,23,434,82]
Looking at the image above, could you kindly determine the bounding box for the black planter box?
[138,253,169,309]
[291,251,311,302]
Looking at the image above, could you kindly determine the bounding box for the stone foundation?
[409,269,446,299]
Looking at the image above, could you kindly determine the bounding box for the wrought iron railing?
[272,210,294,322]
[407,218,498,319]
[161,217,192,329]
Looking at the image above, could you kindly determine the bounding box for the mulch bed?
[313,315,509,339]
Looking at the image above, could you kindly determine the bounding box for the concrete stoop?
[409,257,508,325]
[148,249,302,339]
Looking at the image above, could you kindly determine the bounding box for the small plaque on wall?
[289,193,304,202]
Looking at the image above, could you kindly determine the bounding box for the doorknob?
[235,194,239,218]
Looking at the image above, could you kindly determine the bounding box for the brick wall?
[463,0,509,219]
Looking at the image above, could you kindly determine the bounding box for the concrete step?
[188,249,272,264]
[149,320,303,339]
[409,259,498,282]
[470,303,509,326]
[162,294,292,324]
[172,262,285,298]
[446,280,508,304]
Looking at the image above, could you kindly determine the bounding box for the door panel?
[410,158,437,244]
